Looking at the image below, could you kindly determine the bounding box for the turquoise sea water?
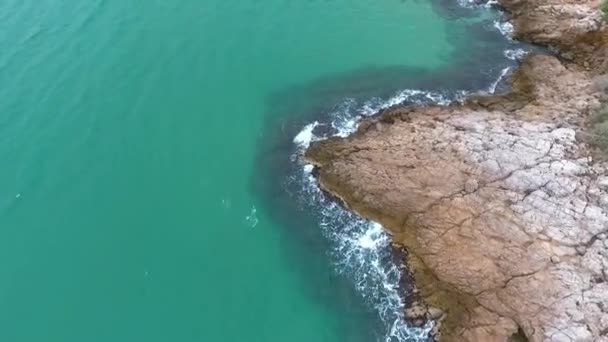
[0,1,521,341]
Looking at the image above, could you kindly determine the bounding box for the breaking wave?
[504,48,528,61]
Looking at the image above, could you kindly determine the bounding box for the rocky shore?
[305,0,608,341]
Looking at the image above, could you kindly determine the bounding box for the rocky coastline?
[305,0,608,341]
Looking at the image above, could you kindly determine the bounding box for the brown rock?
[405,301,429,327]
[427,307,445,320]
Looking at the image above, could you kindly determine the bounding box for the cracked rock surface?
[306,49,608,342]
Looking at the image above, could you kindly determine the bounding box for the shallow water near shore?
[1,1,521,341]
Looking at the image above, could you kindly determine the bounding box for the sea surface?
[0,1,524,341]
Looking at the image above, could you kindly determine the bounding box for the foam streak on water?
[504,48,528,61]
[494,20,514,38]
[488,66,511,94]
[293,121,320,148]
[295,164,431,342]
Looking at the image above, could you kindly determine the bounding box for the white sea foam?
[504,48,528,61]
[457,0,499,9]
[494,20,514,38]
[488,66,511,94]
[293,121,319,148]
[314,89,456,141]
[485,0,499,7]
[456,0,479,7]
[462,1,529,63]
[329,98,359,137]
[357,223,384,249]
[245,205,258,228]
[297,163,433,342]
[361,89,452,118]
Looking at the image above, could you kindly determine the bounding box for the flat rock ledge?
[305,2,608,340]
